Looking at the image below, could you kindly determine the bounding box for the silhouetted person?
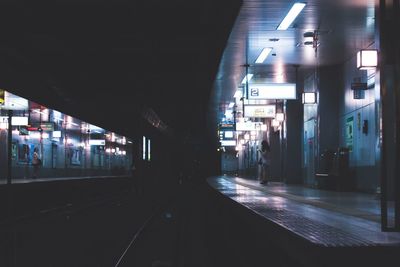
[258,140,270,184]
[31,149,41,178]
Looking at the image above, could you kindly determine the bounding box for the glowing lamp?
[271,119,280,127]
[357,49,378,70]
[302,92,316,104]
[275,113,285,122]
[261,124,267,131]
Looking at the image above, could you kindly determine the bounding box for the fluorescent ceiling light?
[225,110,233,117]
[241,74,253,84]
[255,47,273,63]
[277,2,306,30]
[234,90,242,98]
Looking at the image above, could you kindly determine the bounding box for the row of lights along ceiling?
[240,2,306,86]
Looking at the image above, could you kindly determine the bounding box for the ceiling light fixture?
[241,73,253,84]
[255,47,273,63]
[234,90,242,98]
[277,2,306,30]
[357,49,378,69]
[302,92,317,104]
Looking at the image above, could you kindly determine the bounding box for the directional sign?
[248,83,296,100]
[244,105,276,118]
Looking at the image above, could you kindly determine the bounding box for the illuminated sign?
[89,139,106,146]
[27,122,54,132]
[3,91,29,110]
[224,131,234,138]
[29,132,49,139]
[0,89,4,105]
[26,126,39,131]
[221,140,236,146]
[0,116,29,126]
[11,116,29,126]
[218,123,235,131]
[248,83,296,100]
[53,131,62,138]
[302,92,316,104]
[143,136,146,160]
[148,139,151,161]
[236,121,265,131]
[244,105,276,118]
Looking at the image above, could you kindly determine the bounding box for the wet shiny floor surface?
[207,176,400,247]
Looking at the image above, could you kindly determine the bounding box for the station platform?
[207,175,400,266]
[0,175,126,185]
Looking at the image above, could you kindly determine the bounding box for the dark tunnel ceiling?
[211,0,375,127]
[0,0,242,139]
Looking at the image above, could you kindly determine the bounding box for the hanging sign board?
[26,122,54,132]
[244,105,276,118]
[89,139,106,146]
[40,123,54,131]
[236,121,265,131]
[0,116,29,126]
[218,123,235,131]
[351,82,367,90]
[220,140,236,146]
[248,83,296,100]
[11,116,29,126]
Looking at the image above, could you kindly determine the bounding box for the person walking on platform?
[258,140,270,185]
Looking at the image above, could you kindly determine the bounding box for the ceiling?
[211,0,375,125]
[0,0,242,142]
[0,0,376,147]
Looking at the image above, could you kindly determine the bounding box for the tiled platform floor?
[207,176,400,247]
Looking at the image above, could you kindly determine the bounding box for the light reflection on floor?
[208,176,400,246]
